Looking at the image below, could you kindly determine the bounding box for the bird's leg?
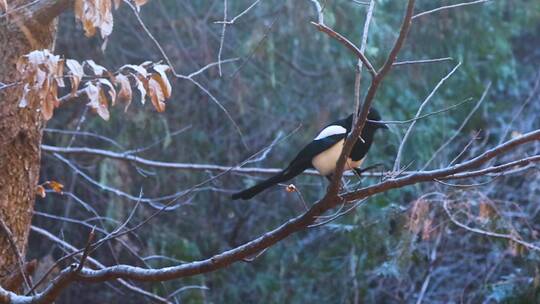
[354,163,385,178]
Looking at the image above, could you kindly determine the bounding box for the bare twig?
[75,227,96,272]
[187,58,239,78]
[123,0,246,146]
[42,144,401,177]
[311,23,376,77]
[214,0,262,24]
[393,62,462,171]
[353,0,375,126]
[328,0,416,198]
[217,0,227,76]
[443,200,540,252]
[393,57,453,66]
[412,0,491,20]
[29,226,171,303]
[372,97,472,125]
[498,70,540,144]
[310,0,324,24]
[423,82,491,170]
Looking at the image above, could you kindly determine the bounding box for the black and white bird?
[231,108,388,200]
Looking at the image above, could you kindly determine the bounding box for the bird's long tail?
[231,165,305,200]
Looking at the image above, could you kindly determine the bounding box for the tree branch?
[311,22,377,77]
[328,0,416,197]
[3,0,72,25]
[3,130,539,304]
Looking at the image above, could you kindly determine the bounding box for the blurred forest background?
[31,0,540,303]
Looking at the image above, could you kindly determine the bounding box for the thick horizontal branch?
[4,131,538,304]
[29,226,170,304]
[3,0,72,26]
[343,129,540,202]
[40,144,393,177]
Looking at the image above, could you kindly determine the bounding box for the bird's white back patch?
[314,125,346,140]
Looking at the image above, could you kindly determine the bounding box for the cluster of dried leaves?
[74,0,149,39]
[17,50,172,121]
[17,50,65,120]
[36,181,64,198]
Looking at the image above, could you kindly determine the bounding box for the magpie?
[231,108,388,200]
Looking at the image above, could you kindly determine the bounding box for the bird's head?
[367,108,388,130]
[347,108,388,130]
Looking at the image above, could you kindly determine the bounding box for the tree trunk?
[0,0,70,290]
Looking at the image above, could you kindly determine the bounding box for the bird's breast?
[312,139,364,176]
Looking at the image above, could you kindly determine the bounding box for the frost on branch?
[17,50,173,121]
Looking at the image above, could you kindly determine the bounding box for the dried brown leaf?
[36,185,46,198]
[122,64,148,78]
[75,0,115,39]
[152,64,172,98]
[85,60,107,76]
[66,59,84,96]
[478,200,496,221]
[133,75,147,105]
[99,0,113,38]
[86,82,110,120]
[98,88,111,120]
[114,74,133,110]
[407,198,430,235]
[285,184,297,193]
[17,50,63,120]
[98,78,117,106]
[148,77,166,112]
[48,181,64,193]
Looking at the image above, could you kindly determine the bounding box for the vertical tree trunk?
[0,0,69,290]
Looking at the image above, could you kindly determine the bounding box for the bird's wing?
[287,133,347,168]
